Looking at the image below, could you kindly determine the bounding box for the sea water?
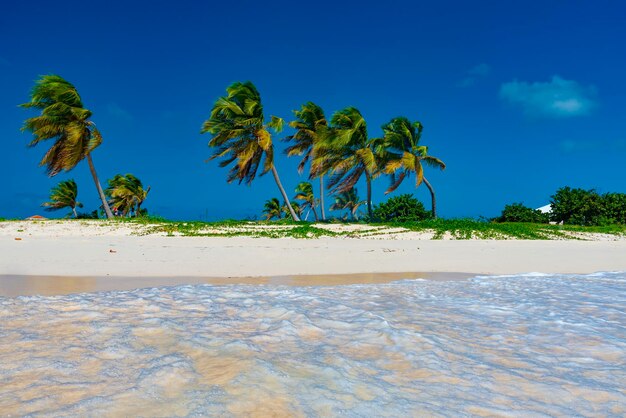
[0,272,625,417]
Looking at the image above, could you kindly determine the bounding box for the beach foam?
[1,272,625,416]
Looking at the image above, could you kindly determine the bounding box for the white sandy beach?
[1,220,625,281]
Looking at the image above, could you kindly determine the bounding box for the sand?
[1,220,625,295]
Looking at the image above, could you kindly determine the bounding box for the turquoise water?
[1,272,625,416]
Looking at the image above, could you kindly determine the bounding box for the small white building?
[536,204,552,214]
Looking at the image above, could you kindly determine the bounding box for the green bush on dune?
[496,203,549,223]
[550,187,626,226]
[372,194,431,222]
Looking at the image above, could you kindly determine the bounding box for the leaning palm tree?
[263,197,283,220]
[21,75,114,219]
[201,81,300,221]
[105,174,150,217]
[284,102,329,220]
[330,188,366,221]
[313,107,379,218]
[381,117,446,218]
[42,179,83,218]
[294,181,319,221]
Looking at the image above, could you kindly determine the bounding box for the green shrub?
[549,187,626,226]
[496,203,549,223]
[76,210,99,219]
[372,194,430,222]
[603,193,626,225]
[550,187,606,226]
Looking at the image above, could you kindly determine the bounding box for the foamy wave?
[1,272,625,416]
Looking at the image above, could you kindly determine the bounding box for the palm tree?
[381,117,446,218]
[294,181,318,221]
[314,107,379,218]
[330,188,366,221]
[105,174,150,217]
[201,81,300,221]
[21,75,114,219]
[263,197,283,220]
[283,201,303,220]
[42,179,83,218]
[284,102,329,220]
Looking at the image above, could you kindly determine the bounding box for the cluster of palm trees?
[262,181,318,221]
[21,76,445,222]
[263,183,366,221]
[21,75,149,219]
[202,82,446,221]
[105,174,150,217]
[40,174,149,218]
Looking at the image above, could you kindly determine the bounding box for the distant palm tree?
[201,81,300,221]
[294,181,319,221]
[42,179,83,218]
[284,102,329,220]
[20,75,114,219]
[314,107,379,218]
[105,174,150,217]
[283,200,303,220]
[263,197,283,220]
[381,117,446,218]
[330,188,366,221]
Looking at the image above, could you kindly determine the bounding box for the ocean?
[1,272,625,416]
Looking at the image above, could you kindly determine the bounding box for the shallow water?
[1,272,625,417]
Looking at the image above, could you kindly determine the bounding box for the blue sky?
[1,0,625,220]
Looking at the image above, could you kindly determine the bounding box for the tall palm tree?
[105,174,150,217]
[42,179,83,218]
[294,181,318,221]
[263,197,283,220]
[313,107,378,218]
[201,81,300,221]
[330,188,366,221]
[284,102,329,220]
[21,75,114,219]
[381,117,446,218]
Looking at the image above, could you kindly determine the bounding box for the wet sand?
[0,272,472,297]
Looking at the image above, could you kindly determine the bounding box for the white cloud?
[458,63,491,87]
[499,76,597,118]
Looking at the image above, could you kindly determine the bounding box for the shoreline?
[2,221,626,295]
[0,272,473,297]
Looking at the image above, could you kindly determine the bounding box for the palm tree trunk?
[319,176,326,221]
[311,205,319,222]
[271,165,300,221]
[365,171,373,218]
[423,177,437,219]
[87,154,114,219]
[72,207,78,218]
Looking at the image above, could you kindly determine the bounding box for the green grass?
[3,216,625,240]
[376,219,626,240]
